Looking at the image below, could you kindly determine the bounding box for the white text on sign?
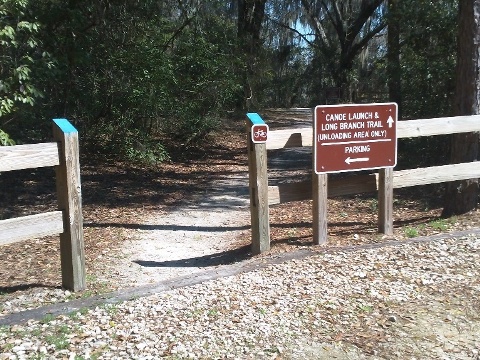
[345,145,370,153]
[317,130,387,141]
[320,120,383,132]
[325,112,380,122]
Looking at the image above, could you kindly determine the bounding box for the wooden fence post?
[247,113,270,254]
[53,119,86,291]
[378,167,394,235]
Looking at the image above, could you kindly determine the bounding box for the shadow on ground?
[85,222,251,232]
[133,245,251,268]
[0,283,61,294]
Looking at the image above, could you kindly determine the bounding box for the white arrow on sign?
[345,157,369,165]
[387,115,394,128]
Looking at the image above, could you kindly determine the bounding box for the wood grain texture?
[267,127,312,150]
[268,174,378,205]
[53,122,86,291]
[268,181,312,204]
[269,162,480,206]
[378,168,394,235]
[0,143,59,172]
[393,162,480,188]
[0,211,63,246]
[247,128,270,254]
[397,115,480,138]
[312,173,328,245]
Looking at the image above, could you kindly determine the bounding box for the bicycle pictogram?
[254,129,267,139]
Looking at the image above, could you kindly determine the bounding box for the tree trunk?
[387,0,402,117]
[237,0,267,110]
[442,0,480,217]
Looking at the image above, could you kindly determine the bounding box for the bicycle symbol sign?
[251,124,269,143]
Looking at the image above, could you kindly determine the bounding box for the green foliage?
[404,226,419,238]
[86,124,169,165]
[400,0,457,119]
[0,129,15,145]
[39,313,55,324]
[0,1,243,160]
[163,21,241,142]
[0,0,50,119]
[394,0,457,169]
[31,1,240,160]
[45,332,69,350]
[429,219,449,231]
[0,0,463,167]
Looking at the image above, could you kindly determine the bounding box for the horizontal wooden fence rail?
[268,162,480,205]
[0,211,64,246]
[263,111,480,205]
[0,119,86,291]
[263,112,480,150]
[268,174,377,205]
[0,142,60,172]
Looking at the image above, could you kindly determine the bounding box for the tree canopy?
[0,0,460,160]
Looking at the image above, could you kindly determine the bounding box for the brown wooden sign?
[251,124,269,143]
[314,103,397,174]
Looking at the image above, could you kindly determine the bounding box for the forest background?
[1,0,476,215]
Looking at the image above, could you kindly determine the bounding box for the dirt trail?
[103,173,253,288]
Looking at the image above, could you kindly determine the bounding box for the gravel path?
[1,234,480,359]
[100,172,252,288]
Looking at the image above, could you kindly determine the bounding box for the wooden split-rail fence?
[0,119,85,291]
[247,108,480,255]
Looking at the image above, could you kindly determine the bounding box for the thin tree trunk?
[442,0,480,217]
[387,0,402,117]
[237,0,267,110]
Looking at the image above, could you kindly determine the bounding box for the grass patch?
[43,323,72,351]
[357,304,373,313]
[100,303,119,316]
[1,342,14,352]
[68,307,90,320]
[45,333,69,350]
[404,226,419,238]
[40,313,56,324]
[429,219,449,231]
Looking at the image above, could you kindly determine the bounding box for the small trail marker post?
[247,113,270,254]
[313,103,398,242]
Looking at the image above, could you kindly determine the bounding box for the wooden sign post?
[312,171,328,245]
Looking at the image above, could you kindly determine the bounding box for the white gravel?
[1,235,479,359]
[99,173,252,287]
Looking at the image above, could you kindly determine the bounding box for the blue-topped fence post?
[247,113,270,254]
[53,119,86,291]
